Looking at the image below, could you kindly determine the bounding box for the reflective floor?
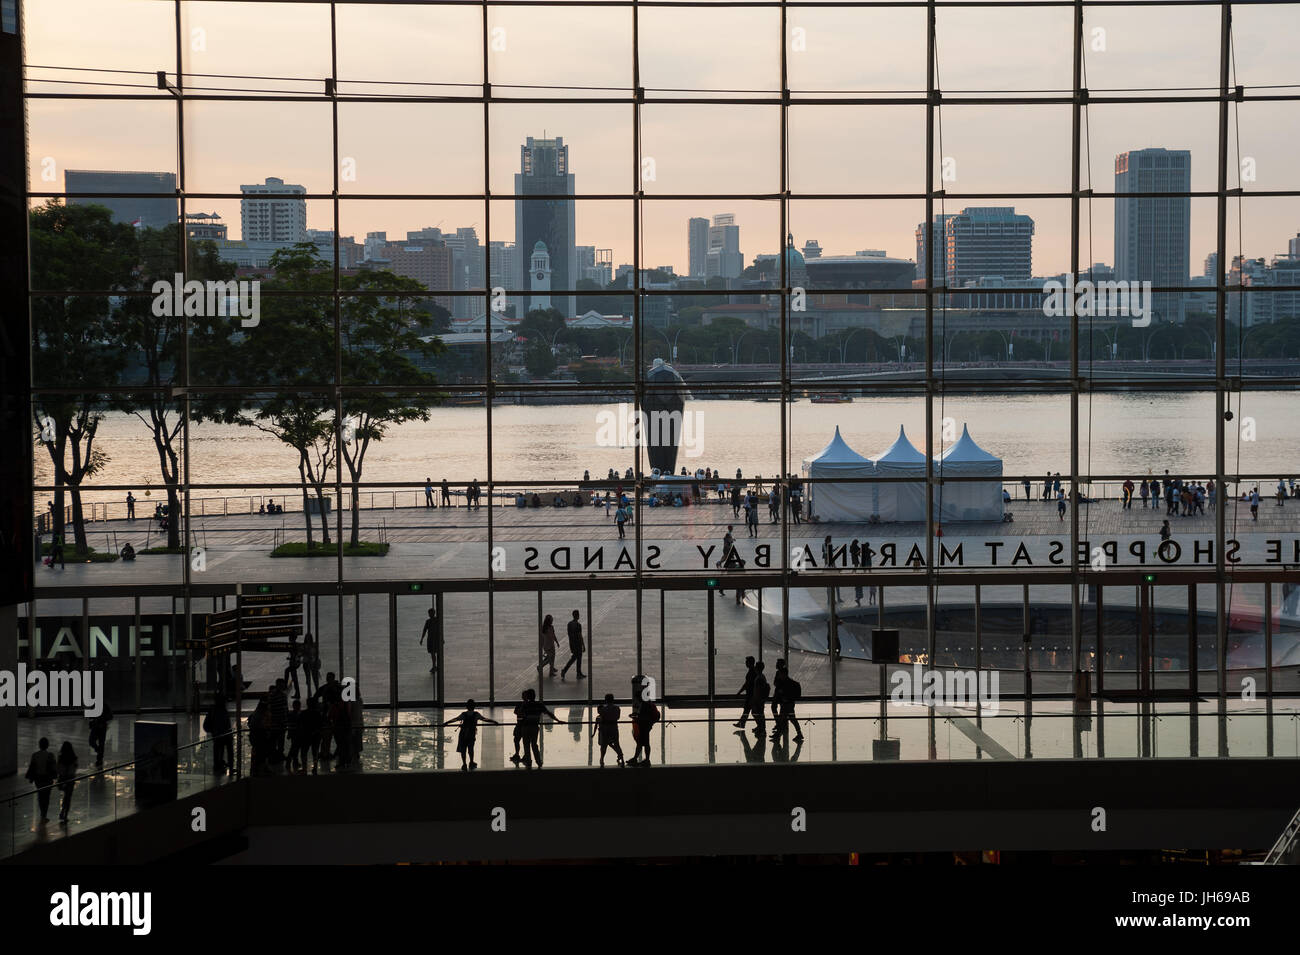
[5,698,1300,859]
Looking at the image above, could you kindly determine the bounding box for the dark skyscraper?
[515,136,575,317]
[688,216,709,279]
[64,169,178,229]
[1115,147,1191,323]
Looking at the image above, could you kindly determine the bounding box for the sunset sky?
[23,0,1300,277]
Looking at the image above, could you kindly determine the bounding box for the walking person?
[615,503,627,539]
[538,613,559,676]
[733,656,757,728]
[594,694,625,767]
[1250,487,1260,521]
[283,632,302,700]
[87,701,111,766]
[56,742,78,823]
[561,609,585,679]
[419,607,439,675]
[769,659,804,744]
[747,661,770,739]
[126,491,136,521]
[447,700,498,771]
[1277,479,1288,507]
[25,738,58,823]
[203,693,234,777]
[746,498,759,538]
[1158,519,1173,560]
[769,483,780,523]
[303,631,321,697]
[1057,489,1067,521]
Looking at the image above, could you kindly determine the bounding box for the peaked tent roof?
[804,426,872,468]
[875,426,927,465]
[938,424,1001,463]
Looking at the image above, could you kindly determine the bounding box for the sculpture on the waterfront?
[642,357,690,476]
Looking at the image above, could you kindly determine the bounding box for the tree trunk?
[299,457,314,549]
[69,487,88,557]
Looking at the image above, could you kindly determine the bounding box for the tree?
[338,269,446,547]
[114,224,238,549]
[524,338,557,379]
[223,245,338,548]
[29,201,132,557]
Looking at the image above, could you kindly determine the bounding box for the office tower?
[1115,148,1191,323]
[575,245,596,283]
[515,136,576,317]
[64,169,177,229]
[1203,252,1219,280]
[943,207,1035,286]
[705,213,743,280]
[1289,234,1300,259]
[688,217,709,278]
[240,176,307,244]
[914,213,955,284]
[364,231,388,262]
[306,229,363,269]
[375,239,452,313]
[444,227,484,320]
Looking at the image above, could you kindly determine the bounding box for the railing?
[2,734,227,860]
[1263,806,1300,865]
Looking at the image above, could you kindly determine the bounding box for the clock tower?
[528,240,552,313]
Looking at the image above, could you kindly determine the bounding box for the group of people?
[537,610,587,680]
[226,668,360,776]
[23,707,112,825]
[735,656,804,744]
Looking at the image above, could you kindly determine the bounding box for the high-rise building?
[1289,233,1300,259]
[364,231,388,262]
[943,207,1035,286]
[489,241,519,318]
[515,137,576,317]
[64,169,177,229]
[688,217,709,278]
[1115,148,1191,323]
[914,214,955,284]
[372,239,452,312]
[240,176,307,244]
[306,229,363,269]
[705,213,743,280]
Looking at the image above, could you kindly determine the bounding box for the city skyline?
[24,0,1300,282]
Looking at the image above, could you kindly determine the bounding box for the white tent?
[872,426,928,522]
[801,426,875,521]
[934,424,1005,522]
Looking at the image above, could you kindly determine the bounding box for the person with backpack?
[629,694,660,766]
[25,738,58,823]
[203,693,233,776]
[770,659,805,744]
[594,693,625,768]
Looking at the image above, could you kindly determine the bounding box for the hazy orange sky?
[23,0,1300,276]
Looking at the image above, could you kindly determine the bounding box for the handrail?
[1263,806,1300,864]
[1,732,228,810]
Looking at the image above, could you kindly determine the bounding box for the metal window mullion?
[483,0,495,706]
[1214,0,1231,701]
[1068,0,1083,684]
[924,0,935,667]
